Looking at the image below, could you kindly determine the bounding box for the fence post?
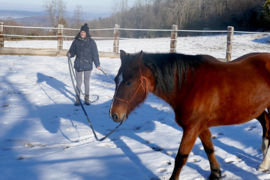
[113,24,120,54]
[0,22,4,48]
[170,24,178,53]
[226,26,234,62]
[57,24,64,51]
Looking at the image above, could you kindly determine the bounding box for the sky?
[0,0,137,14]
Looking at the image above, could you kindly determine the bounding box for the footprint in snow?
[134,126,142,130]
[212,132,224,139]
[17,156,32,160]
[145,140,164,152]
[157,168,167,173]
[24,142,46,148]
[247,125,257,131]
[161,160,172,166]
[224,156,241,164]
[151,145,163,151]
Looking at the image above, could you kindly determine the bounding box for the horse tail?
[257,107,270,156]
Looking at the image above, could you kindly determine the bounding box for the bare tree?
[73,5,83,28]
[174,0,190,28]
[112,0,129,24]
[44,0,66,26]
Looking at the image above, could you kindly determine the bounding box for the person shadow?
[37,72,74,102]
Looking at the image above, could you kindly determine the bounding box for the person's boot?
[85,95,90,105]
[74,96,80,106]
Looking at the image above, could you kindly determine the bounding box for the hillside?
[0,10,110,26]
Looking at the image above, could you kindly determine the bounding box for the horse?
[109,50,270,180]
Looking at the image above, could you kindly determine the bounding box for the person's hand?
[67,52,71,57]
[97,66,101,70]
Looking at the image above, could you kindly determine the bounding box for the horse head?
[110,50,151,122]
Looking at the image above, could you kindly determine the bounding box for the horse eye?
[125,81,131,86]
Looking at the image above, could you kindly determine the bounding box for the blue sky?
[0,0,136,14]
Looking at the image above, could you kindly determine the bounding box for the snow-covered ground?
[1,34,270,180]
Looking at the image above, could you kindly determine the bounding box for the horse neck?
[145,64,189,108]
[141,64,175,104]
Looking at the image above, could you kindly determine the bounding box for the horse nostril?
[112,113,118,121]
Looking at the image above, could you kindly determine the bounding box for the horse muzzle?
[110,112,127,123]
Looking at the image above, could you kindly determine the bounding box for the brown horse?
[110,50,270,179]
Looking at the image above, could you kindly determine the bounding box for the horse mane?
[142,53,208,93]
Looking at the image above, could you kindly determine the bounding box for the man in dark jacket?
[68,23,101,105]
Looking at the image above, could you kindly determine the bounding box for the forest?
[88,0,268,37]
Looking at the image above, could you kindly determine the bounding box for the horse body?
[110,50,270,179]
[173,55,270,127]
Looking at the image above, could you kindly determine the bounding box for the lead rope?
[68,57,122,142]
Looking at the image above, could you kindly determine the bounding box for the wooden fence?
[0,22,236,60]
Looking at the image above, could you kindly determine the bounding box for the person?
[67,23,101,106]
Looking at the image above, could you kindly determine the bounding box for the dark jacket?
[68,36,100,72]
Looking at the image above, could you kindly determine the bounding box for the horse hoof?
[209,169,222,180]
[209,175,222,180]
[258,164,270,173]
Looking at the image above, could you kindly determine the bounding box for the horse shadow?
[252,35,270,44]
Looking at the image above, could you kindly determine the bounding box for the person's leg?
[74,71,83,105]
[84,70,91,105]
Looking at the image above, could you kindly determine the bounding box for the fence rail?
[0,22,269,59]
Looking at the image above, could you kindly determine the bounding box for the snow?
[1,34,270,179]
[4,33,270,59]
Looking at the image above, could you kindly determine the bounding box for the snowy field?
[1,34,270,180]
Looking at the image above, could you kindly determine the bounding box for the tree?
[87,0,263,38]
[73,5,83,28]
[44,0,67,26]
[263,0,270,19]
[173,0,190,28]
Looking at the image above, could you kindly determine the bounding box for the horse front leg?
[199,128,221,180]
[170,127,199,180]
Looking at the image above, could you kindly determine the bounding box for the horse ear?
[136,50,143,61]
[120,50,126,60]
